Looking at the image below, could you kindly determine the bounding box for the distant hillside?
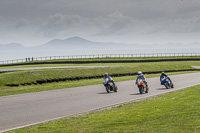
[0,43,25,51]
[48,36,94,45]
[1,37,200,51]
[36,36,129,50]
[42,36,97,46]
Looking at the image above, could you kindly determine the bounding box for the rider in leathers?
[103,73,115,86]
[135,71,148,88]
[160,71,172,85]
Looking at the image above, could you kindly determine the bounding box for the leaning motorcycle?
[103,78,117,93]
[136,79,148,94]
[161,76,174,89]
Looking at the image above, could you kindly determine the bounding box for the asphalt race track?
[0,72,200,132]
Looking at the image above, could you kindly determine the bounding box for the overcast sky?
[0,0,200,46]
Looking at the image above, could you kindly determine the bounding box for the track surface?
[1,72,200,132]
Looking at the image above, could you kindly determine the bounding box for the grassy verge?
[0,60,200,96]
[0,71,197,96]
[0,63,120,69]
[9,84,200,133]
[1,61,200,85]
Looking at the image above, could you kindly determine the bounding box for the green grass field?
[9,84,200,133]
[1,56,200,132]
[1,61,199,85]
[0,71,197,97]
[0,60,200,96]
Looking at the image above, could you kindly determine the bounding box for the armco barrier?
[5,69,200,87]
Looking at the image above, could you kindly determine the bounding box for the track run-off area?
[0,72,200,132]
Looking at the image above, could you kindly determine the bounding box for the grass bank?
[0,71,197,96]
[0,60,200,96]
[9,84,200,133]
[1,61,199,85]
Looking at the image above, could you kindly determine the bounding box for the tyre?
[106,85,110,93]
[145,87,149,93]
[171,84,174,88]
[164,83,169,89]
[114,86,118,92]
[139,86,144,94]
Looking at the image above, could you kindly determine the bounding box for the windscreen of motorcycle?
[103,78,109,84]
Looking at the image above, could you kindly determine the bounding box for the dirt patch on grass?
[30,72,40,76]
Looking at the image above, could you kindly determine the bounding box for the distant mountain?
[42,36,96,46]
[35,36,130,50]
[1,37,200,51]
[0,43,25,51]
[1,37,134,51]
[38,36,200,50]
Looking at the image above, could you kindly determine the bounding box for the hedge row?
[1,58,200,67]
[5,69,200,87]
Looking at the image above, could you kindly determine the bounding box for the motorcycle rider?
[160,71,173,85]
[103,73,115,86]
[135,71,148,88]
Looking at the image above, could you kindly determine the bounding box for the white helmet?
[138,71,142,75]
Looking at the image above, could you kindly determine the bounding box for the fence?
[0,53,200,65]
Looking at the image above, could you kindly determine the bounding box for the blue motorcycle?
[103,78,117,93]
[161,76,174,89]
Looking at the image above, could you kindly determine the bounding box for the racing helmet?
[104,73,108,77]
[138,71,142,75]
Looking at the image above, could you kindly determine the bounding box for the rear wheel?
[171,83,174,88]
[145,87,149,93]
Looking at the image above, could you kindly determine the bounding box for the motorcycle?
[103,78,117,93]
[161,76,174,89]
[136,78,148,94]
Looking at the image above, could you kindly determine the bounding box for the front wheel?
[139,86,144,94]
[164,83,170,89]
[106,85,110,93]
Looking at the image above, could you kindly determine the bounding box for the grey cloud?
[37,12,141,38]
[0,0,200,45]
[7,19,29,30]
[0,0,196,20]
[38,13,82,37]
[92,12,141,35]
[152,16,200,33]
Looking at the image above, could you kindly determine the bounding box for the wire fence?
[0,53,200,64]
